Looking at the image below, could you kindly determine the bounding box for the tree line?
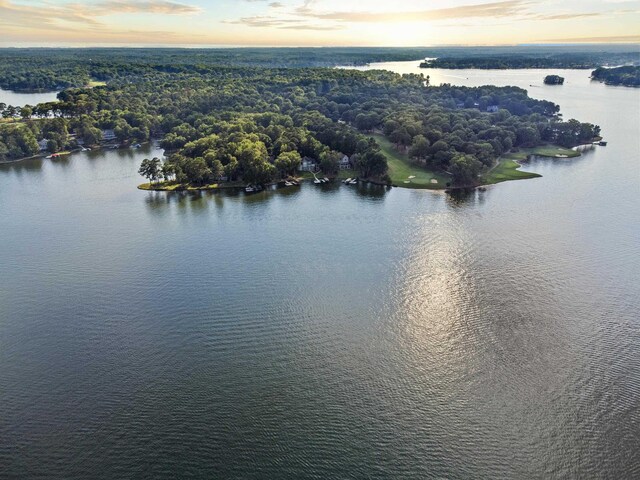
[591,66,640,87]
[420,52,640,70]
[2,47,638,92]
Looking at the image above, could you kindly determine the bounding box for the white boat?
[284,181,293,186]
[245,185,255,193]
[349,179,357,185]
[344,178,351,183]
[313,178,322,184]
[323,177,329,182]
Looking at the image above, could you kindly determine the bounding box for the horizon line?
[1,43,639,50]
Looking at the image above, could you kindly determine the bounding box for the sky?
[1,0,639,47]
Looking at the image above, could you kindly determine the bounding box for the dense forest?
[0,50,601,186]
[419,51,640,70]
[1,45,638,92]
[591,66,640,87]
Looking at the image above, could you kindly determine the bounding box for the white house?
[487,105,499,113]
[37,139,49,151]
[299,156,318,172]
[102,129,116,141]
[338,154,351,170]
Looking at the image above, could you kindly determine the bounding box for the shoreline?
[0,147,83,165]
[1,133,588,192]
[140,143,587,193]
[138,174,374,192]
[0,141,144,165]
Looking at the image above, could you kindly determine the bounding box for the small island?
[544,75,565,85]
[591,66,640,87]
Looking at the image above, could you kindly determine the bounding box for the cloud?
[294,0,536,23]
[224,14,343,30]
[0,0,100,28]
[226,0,538,30]
[0,0,202,43]
[532,12,603,20]
[69,0,202,16]
[0,0,201,29]
[541,34,640,43]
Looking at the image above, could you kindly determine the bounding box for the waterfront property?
[299,156,319,172]
[338,154,351,170]
[101,129,116,141]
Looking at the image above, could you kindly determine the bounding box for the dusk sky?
[1,0,639,47]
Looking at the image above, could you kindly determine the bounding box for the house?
[338,154,351,170]
[299,156,318,172]
[38,139,49,151]
[487,105,499,113]
[102,129,116,141]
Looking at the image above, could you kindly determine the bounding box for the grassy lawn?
[296,171,316,180]
[370,134,451,189]
[523,145,580,158]
[482,157,541,185]
[336,169,357,180]
[87,80,107,88]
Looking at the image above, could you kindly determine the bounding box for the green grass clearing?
[336,169,357,179]
[523,145,580,158]
[370,134,451,189]
[482,158,541,185]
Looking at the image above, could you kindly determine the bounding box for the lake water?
[0,88,59,107]
[1,67,639,478]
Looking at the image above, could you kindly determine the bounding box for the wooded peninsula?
[0,49,603,189]
[591,66,640,87]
